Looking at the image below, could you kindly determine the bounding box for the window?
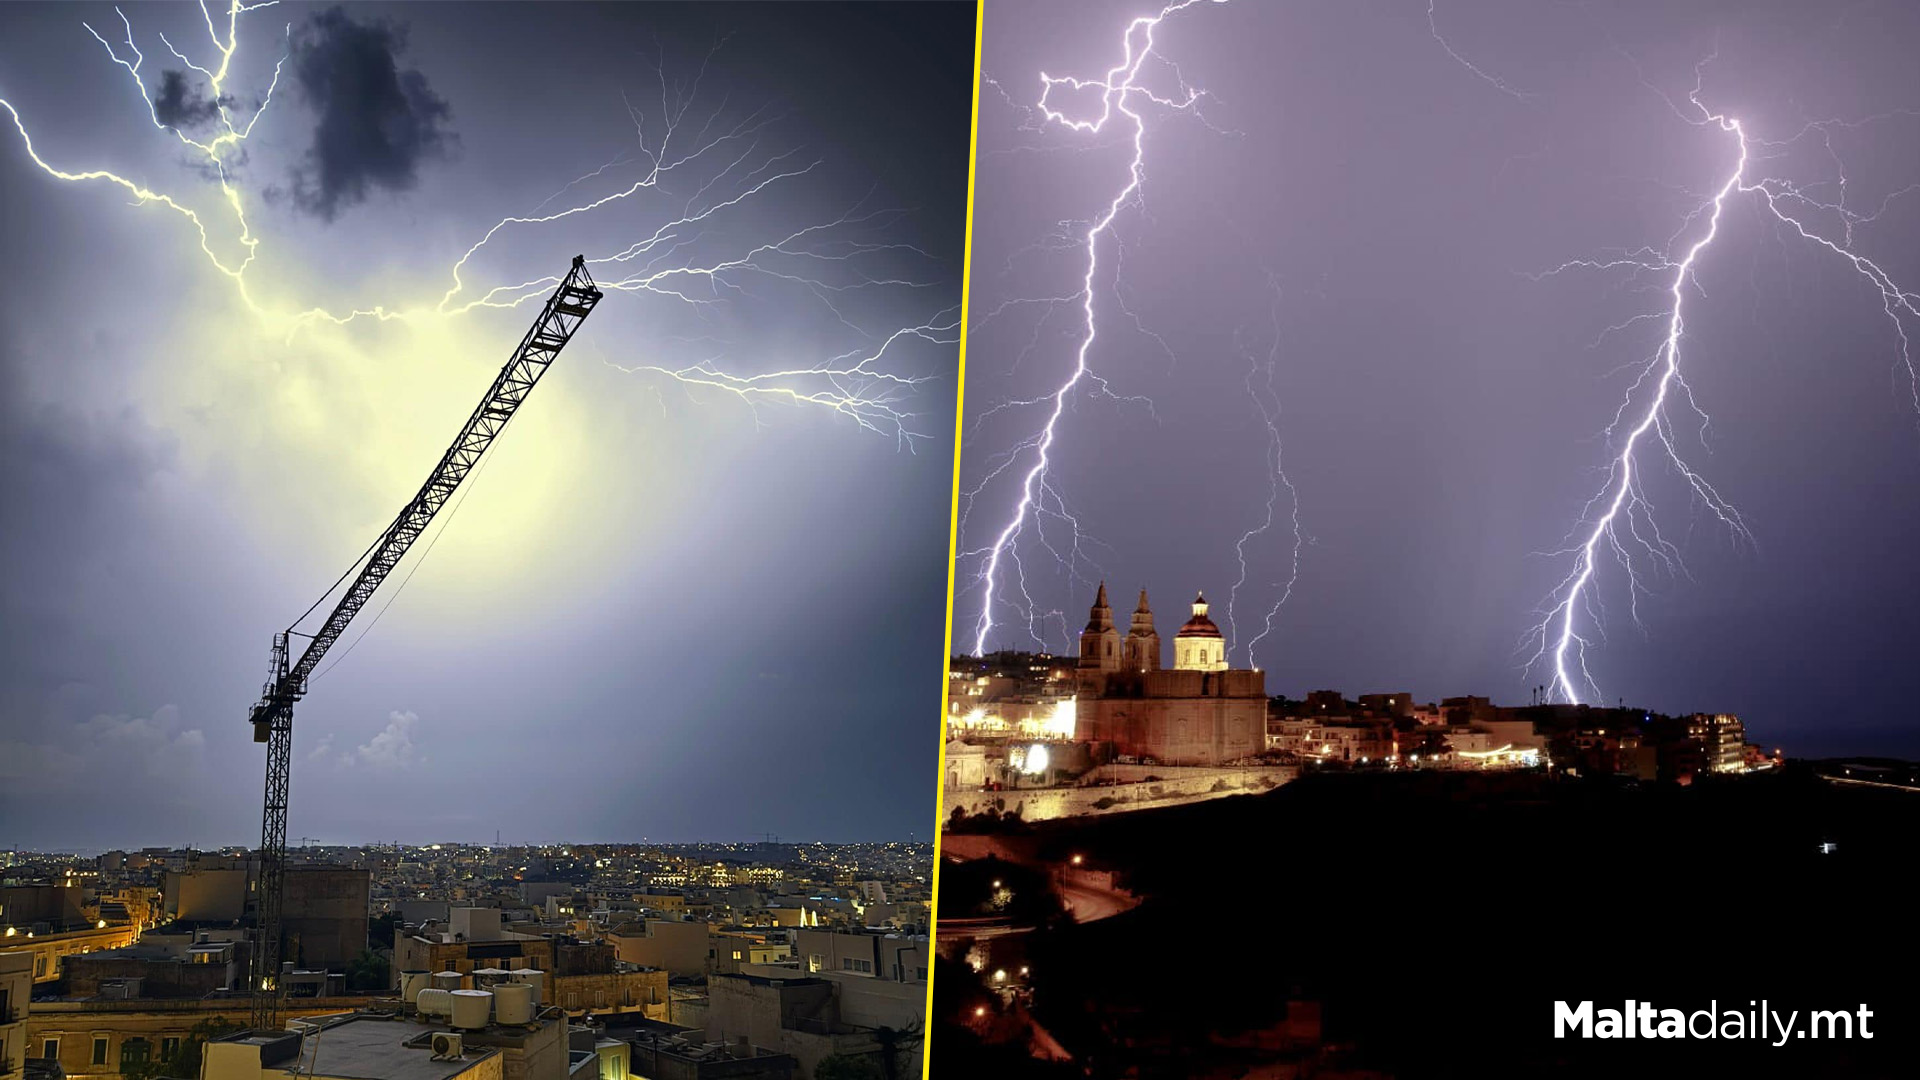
[121,1038,151,1068]
[162,1036,181,1059]
[42,1038,59,1061]
[93,1037,110,1066]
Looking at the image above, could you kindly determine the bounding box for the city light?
[1040,698,1077,739]
[1021,744,1051,776]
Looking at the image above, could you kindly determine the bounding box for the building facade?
[1073,586,1267,765]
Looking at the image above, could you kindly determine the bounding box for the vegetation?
[123,1015,241,1080]
[815,1053,884,1080]
[345,948,391,993]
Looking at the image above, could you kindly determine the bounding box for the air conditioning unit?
[430,1033,463,1060]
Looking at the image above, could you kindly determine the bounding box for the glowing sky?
[0,1,975,849]
[958,0,1920,757]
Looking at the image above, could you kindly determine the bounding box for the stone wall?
[944,763,1296,824]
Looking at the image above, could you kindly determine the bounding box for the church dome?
[1175,592,1222,639]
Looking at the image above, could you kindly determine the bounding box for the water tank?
[471,967,509,989]
[510,968,545,1005]
[432,970,466,990]
[493,982,535,1025]
[416,988,455,1018]
[400,970,432,1004]
[449,988,492,1030]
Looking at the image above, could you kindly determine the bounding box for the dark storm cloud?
[152,69,225,129]
[290,6,454,221]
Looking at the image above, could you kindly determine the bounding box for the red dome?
[1175,592,1222,638]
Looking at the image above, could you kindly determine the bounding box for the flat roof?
[293,1016,501,1080]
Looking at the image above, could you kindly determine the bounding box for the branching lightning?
[961,0,1232,657]
[1,1,956,446]
[1227,276,1303,669]
[1525,52,1920,704]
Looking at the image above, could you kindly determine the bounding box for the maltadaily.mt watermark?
[1554,1000,1875,1047]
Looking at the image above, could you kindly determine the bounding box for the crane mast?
[246,256,603,1029]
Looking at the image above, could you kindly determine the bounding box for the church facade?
[1073,584,1268,765]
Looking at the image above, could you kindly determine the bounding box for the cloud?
[307,733,336,762]
[0,740,84,786]
[348,709,420,769]
[289,7,455,221]
[153,69,225,129]
[2,706,206,794]
[75,706,207,775]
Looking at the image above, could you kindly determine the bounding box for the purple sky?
[958,0,1920,757]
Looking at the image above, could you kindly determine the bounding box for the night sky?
[0,2,976,850]
[958,0,1920,758]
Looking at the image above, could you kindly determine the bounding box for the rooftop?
[222,1015,503,1080]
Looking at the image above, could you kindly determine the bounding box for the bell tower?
[1124,588,1161,671]
[1078,582,1122,691]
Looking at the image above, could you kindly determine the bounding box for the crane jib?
[249,256,602,737]
[243,256,600,1030]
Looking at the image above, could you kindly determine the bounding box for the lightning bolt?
[1227,276,1304,669]
[1526,50,1920,704]
[1,1,956,445]
[961,0,1229,657]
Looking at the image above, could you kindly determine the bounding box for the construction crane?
[244,256,603,1030]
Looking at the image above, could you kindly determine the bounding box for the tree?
[367,911,399,952]
[346,948,391,993]
[871,1024,924,1080]
[123,1015,241,1080]
[815,1053,884,1080]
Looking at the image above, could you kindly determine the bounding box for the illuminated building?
[1073,585,1267,765]
[1688,713,1747,774]
[3,948,28,1080]
[946,652,1077,739]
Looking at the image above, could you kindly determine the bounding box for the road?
[942,831,1140,926]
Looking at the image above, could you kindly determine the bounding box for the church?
[1072,583,1269,765]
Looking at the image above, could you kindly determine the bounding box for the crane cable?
[307,441,503,684]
